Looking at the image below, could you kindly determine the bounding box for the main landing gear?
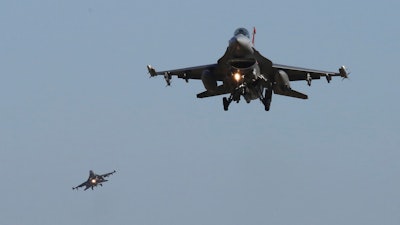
[222,87,272,111]
[223,89,242,111]
[223,97,231,111]
[260,88,272,111]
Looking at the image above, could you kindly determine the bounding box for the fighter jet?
[72,170,116,191]
[147,27,348,111]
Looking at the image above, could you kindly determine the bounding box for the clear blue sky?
[1,0,399,224]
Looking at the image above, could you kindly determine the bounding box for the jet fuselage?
[222,30,265,103]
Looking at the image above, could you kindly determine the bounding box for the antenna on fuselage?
[252,27,256,45]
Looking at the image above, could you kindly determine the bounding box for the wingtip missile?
[147,65,157,77]
[339,66,349,79]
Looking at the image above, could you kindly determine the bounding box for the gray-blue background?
[1,1,399,224]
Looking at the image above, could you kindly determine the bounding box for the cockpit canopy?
[234,28,250,38]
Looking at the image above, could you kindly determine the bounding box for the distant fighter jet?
[147,27,348,111]
[72,170,116,191]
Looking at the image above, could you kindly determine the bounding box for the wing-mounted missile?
[164,72,172,86]
[147,65,173,86]
[306,73,312,86]
[147,65,157,77]
[325,73,332,83]
[182,72,189,83]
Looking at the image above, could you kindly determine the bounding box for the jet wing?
[272,64,348,82]
[101,170,116,178]
[72,181,87,190]
[147,64,225,84]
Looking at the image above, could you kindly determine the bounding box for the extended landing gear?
[260,88,272,111]
[262,98,271,111]
[223,90,241,111]
[223,97,231,111]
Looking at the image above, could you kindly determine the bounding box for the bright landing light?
[91,179,97,184]
[233,72,242,82]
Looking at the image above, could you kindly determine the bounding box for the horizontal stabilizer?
[274,88,308,99]
[197,85,230,98]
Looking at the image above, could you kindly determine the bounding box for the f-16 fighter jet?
[147,27,348,111]
[72,170,116,191]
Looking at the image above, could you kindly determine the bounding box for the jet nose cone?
[236,35,250,46]
[230,35,248,46]
[229,35,254,57]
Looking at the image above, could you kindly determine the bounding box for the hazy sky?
[1,1,399,225]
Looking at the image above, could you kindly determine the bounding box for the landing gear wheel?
[262,89,272,111]
[264,99,271,111]
[223,97,230,111]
